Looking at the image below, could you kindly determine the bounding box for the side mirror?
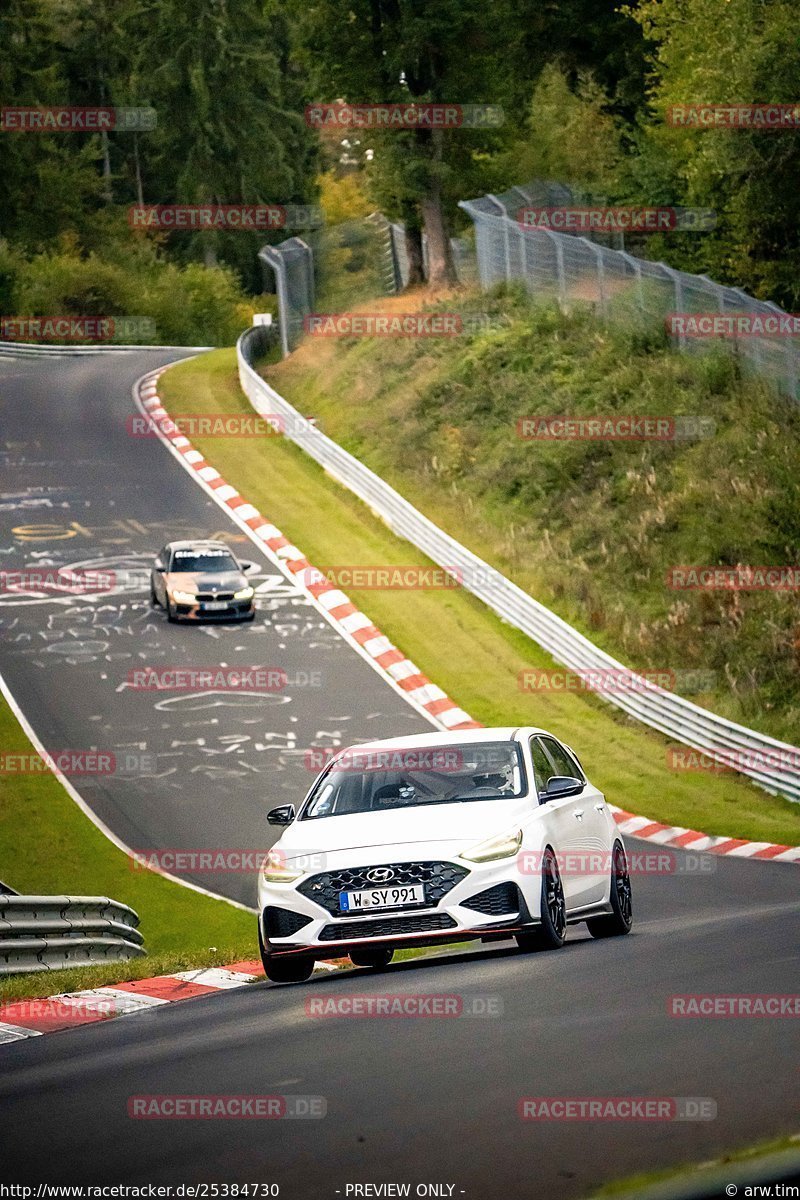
[241,560,258,574]
[542,776,584,801]
[153,559,165,572]
[267,804,296,827]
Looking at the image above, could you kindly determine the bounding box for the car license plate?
[339,884,425,912]
[202,601,228,611]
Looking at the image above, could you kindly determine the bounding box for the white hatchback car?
[257,728,633,983]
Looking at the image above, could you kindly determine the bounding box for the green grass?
[590,1131,800,1197]
[0,693,256,1004]
[157,347,800,847]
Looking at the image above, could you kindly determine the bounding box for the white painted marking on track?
[53,988,168,1013]
[171,967,259,989]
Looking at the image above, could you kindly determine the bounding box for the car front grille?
[263,906,313,939]
[461,882,521,916]
[297,860,469,918]
[197,592,235,602]
[318,913,457,942]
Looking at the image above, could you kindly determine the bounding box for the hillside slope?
[265,289,800,745]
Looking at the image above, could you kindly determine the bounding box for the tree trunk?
[133,133,144,207]
[419,130,456,288]
[402,210,425,287]
[101,128,113,203]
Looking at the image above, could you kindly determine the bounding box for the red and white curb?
[611,808,799,862]
[0,958,352,1045]
[136,370,478,734]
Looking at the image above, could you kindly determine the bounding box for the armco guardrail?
[238,323,800,803]
[0,895,145,976]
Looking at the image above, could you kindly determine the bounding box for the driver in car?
[470,769,515,794]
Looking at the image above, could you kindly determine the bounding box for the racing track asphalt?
[1,848,798,1195]
[1,350,798,1196]
[0,348,433,907]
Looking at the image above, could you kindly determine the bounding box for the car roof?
[335,728,553,754]
[164,540,236,552]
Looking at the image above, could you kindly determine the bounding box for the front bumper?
[171,598,255,621]
[258,855,541,959]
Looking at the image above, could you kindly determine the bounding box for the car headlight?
[171,589,196,604]
[233,586,255,600]
[261,849,304,883]
[459,829,523,863]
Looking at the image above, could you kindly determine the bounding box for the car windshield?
[302,741,526,820]
[170,550,238,573]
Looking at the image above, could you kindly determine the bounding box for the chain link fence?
[458,184,800,402]
[258,238,314,357]
[260,213,475,356]
[258,179,799,394]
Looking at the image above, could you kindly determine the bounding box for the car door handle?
[573,809,584,819]
[595,803,606,811]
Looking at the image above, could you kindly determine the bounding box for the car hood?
[165,570,247,592]
[275,797,531,861]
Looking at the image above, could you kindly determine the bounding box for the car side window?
[540,736,581,780]
[561,744,586,781]
[159,546,171,570]
[529,737,556,799]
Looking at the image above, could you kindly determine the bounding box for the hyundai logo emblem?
[366,867,395,883]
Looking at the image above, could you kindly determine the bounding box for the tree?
[129,0,316,281]
[0,0,103,251]
[295,0,518,287]
[628,0,800,307]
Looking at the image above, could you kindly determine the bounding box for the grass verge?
[590,1131,800,1197]
[157,348,800,847]
[0,692,256,1005]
